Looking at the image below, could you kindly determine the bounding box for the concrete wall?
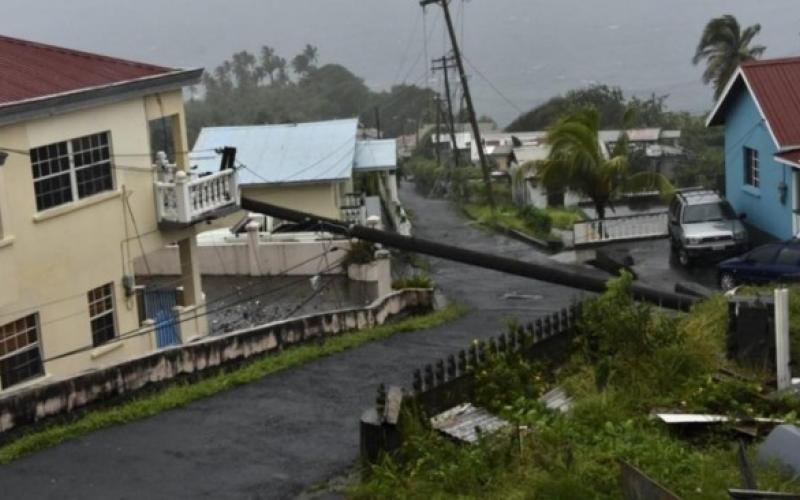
[133,239,352,276]
[0,89,206,388]
[0,289,433,435]
[724,89,793,240]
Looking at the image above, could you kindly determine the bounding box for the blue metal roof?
[190,118,359,185]
[354,139,397,172]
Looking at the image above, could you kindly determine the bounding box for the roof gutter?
[0,68,203,127]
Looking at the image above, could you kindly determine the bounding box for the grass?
[462,203,554,241]
[0,304,467,464]
[352,276,800,499]
[543,207,583,230]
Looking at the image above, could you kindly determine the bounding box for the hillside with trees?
[185,45,437,143]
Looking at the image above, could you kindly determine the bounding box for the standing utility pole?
[373,106,382,139]
[432,56,460,167]
[420,0,494,209]
[434,96,442,166]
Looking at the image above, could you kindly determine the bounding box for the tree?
[507,85,629,132]
[693,15,766,100]
[292,44,319,77]
[535,107,672,223]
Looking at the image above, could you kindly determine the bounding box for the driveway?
[0,183,581,500]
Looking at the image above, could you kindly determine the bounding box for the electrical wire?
[462,54,525,114]
[40,247,345,364]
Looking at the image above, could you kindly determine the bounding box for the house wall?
[0,90,204,390]
[724,89,793,240]
[242,182,341,220]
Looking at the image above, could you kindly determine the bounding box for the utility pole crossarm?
[418,0,496,209]
[431,55,460,167]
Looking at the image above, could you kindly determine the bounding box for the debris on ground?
[430,403,510,444]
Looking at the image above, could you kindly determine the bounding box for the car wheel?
[719,272,736,291]
[678,248,692,267]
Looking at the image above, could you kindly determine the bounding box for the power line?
[41,246,345,364]
[462,54,525,114]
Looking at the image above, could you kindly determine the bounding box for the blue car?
[717,239,800,291]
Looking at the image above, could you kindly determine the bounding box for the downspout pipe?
[241,197,699,311]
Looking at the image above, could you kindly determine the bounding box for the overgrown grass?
[352,276,800,499]
[543,206,583,230]
[0,304,467,464]
[462,203,556,241]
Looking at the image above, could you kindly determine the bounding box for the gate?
[143,288,181,348]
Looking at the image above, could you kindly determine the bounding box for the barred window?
[744,147,759,188]
[0,313,43,389]
[88,283,116,347]
[30,132,113,211]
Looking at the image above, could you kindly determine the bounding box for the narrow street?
[0,184,580,500]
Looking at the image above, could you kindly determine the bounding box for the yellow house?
[190,119,399,226]
[0,36,238,391]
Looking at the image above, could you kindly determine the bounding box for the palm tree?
[693,15,766,100]
[535,107,672,225]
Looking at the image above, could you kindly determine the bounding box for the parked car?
[667,189,749,267]
[718,239,800,291]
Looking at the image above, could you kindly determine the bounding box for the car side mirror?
[739,213,747,220]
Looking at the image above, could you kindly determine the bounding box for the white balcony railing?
[156,169,240,226]
[572,212,669,246]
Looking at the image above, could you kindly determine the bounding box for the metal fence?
[573,211,669,246]
[409,304,580,416]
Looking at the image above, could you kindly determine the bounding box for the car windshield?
[682,202,736,224]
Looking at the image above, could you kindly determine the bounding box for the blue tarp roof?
[354,139,397,172]
[190,118,359,185]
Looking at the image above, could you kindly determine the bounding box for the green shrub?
[342,240,376,267]
[518,206,553,236]
[392,274,433,289]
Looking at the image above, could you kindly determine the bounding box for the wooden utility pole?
[432,56,460,167]
[373,106,382,139]
[420,0,494,209]
[434,96,442,166]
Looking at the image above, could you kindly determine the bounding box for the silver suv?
[667,189,749,267]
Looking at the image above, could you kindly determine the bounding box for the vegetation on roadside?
[351,274,800,499]
[0,304,467,464]
[392,274,433,290]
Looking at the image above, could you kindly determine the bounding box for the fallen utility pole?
[241,197,698,311]
[420,0,495,210]
[432,55,460,167]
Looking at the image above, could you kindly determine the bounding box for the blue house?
[707,57,800,241]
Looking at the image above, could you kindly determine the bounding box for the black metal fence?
[361,303,582,462]
[408,303,581,417]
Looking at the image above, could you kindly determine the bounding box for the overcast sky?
[5,0,799,125]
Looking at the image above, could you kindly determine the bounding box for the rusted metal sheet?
[430,403,509,443]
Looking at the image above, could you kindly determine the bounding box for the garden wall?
[0,289,433,435]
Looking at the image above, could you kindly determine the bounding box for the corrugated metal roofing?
[354,139,397,171]
[190,119,359,185]
[741,57,800,148]
[0,35,174,107]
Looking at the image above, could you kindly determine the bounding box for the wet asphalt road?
[0,184,593,500]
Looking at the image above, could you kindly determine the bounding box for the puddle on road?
[501,292,544,301]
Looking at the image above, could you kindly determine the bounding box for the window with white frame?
[30,132,114,211]
[0,313,43,389]
[88,283,116,347]
[744,147,759,188]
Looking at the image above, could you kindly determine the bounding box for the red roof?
[0,35,174,107]
[740,57,800,148]
[775,149,800,166]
